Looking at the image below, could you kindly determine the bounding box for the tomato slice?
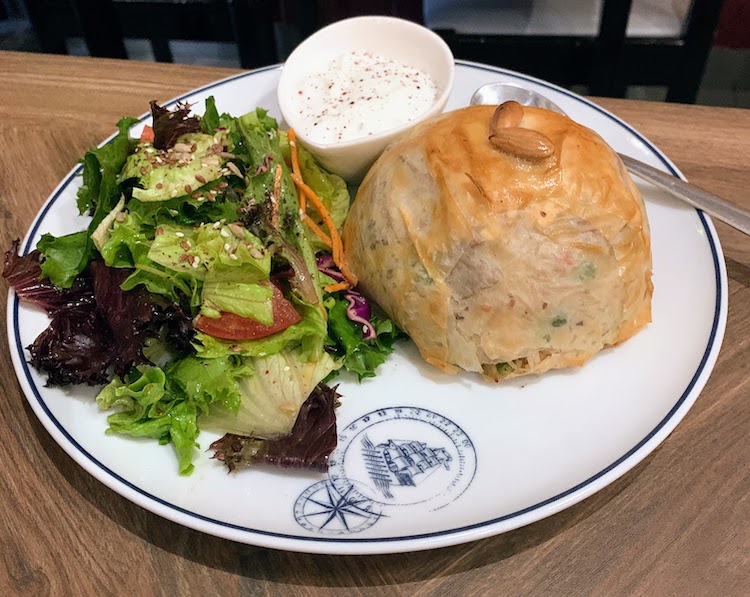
[194,285,301,341]
[140,125,155,143]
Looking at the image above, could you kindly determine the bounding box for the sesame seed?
[229,253,238,260]
[195,174,206,184]
[220,229,230,238]
[175,232,185,237]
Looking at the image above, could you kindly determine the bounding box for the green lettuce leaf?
[127,187,241,228]
[98,210,152,268]
[36,231,95,288]
[280,133,350,237]
[200,268,273,322]
[147,221,268,281]
[234,109,322,304]
[77,116,140,226]
[96,355,253,475]
[199,347,339,438]
[39,116,138,288]
[325,297,405,380]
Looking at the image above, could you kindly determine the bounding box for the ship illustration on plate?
[361,434,453,499]
[293,406,477,535]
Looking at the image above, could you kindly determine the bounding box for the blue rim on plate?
[9,60,725,552]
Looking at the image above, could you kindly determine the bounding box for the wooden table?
[1,51,748,596]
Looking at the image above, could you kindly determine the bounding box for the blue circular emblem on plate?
[330,407,477,511]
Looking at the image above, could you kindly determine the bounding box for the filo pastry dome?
[342,102,653,380]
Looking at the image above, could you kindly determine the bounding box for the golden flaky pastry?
[342,103,653,380]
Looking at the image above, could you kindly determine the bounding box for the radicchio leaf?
[150,100,201,150]
[28,302,114,386]
[5,234,196,386]
[91,261,194,376]
[210,383,340,472]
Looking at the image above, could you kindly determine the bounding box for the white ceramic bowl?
[277,16,455,183]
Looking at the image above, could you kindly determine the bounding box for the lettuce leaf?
[199,348,339,439]
[3,240,93,312]
[77,116,140,224]
[127,186,241,228]
[325,296,404,380]
[96,352,252,475]
[280,134,350,246]
[200,268,273,322]
[39,116,138,288]
[33,231,95,290]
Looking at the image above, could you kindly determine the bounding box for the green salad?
[4,98,403,474]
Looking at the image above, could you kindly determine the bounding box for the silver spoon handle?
[619,153,750,236]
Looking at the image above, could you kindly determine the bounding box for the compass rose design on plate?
[293,480,384,535]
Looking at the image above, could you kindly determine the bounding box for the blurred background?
[1,0,748,106]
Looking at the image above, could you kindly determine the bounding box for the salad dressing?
[290,51,438,145]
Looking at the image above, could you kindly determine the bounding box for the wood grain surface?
[1,51,748,597]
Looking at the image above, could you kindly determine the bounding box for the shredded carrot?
[290,172,357,286]
[288,129,306,212]
[337,254,359,287]
[323,281,350,293]
[288,131,358,287]
[302,213,332,247]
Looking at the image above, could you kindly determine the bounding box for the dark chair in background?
[315,0,726,104]
[22,0,727,103]
[24,0,279,68]
[427,0,726,103]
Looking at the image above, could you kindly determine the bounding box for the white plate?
[8,61,727,555]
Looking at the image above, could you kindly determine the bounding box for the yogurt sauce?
[291,51,438,145]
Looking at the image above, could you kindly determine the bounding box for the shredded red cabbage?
[316,253,345,283]
[345,291,376,341]
[317,254,377,340]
